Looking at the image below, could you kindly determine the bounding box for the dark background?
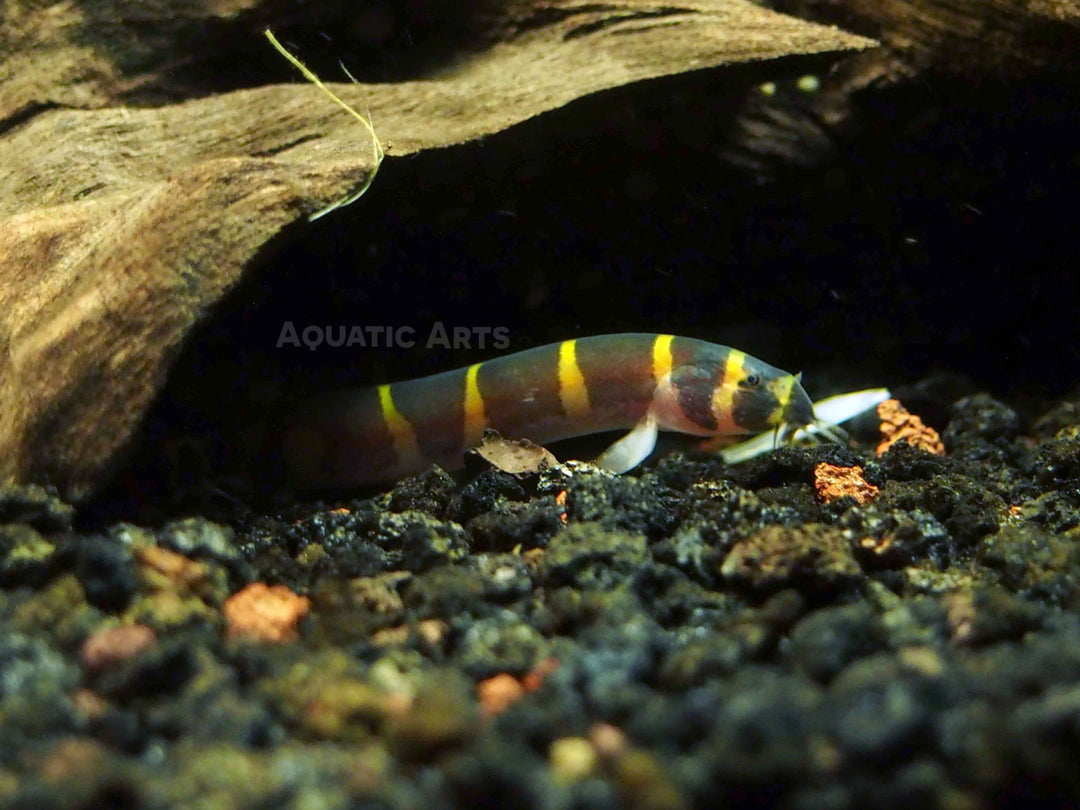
[95,28,1080,514]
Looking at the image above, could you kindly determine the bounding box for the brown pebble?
[224,582,311,642]
[135,545,208,588]
[615,749,689,810]
[898,646,945,677]
[373,619,449,649]
[721,524,861,590]
[81,624,156,670]
[944,592,976,643]
[39,738,109,784]
[71,689,109,719]
[521,548,545,572]
[416,619,449,647]
[350,574,408,615]
[590,722,627,760]
[370,625,411,647]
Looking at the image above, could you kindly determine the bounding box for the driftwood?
[786,0,1080,76]
[0,0,875,501]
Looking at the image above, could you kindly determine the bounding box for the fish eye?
[740,374,761,389]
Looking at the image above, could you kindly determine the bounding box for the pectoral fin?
[595,410,658,474]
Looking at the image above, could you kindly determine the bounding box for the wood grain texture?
[783,0,1080,75]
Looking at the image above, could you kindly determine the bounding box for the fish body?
[277,333,814,488]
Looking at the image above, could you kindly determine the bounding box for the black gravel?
[4,391,1080,808]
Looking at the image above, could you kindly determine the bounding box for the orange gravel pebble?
[876,399,945,456]
[477,673,525,715]
[522,656,560,692]
[81,623,156,670]
[814,462,879,505]
[477,658,559,715]
[555,490,569,523]
[224,583,311,642]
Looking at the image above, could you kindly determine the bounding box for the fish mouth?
[783,381,816,430]
[769,373,816,432]
[766,376,817,448]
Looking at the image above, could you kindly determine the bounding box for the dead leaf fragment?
[467,429,560,476]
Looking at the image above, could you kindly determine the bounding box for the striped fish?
[275,333,815,488]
